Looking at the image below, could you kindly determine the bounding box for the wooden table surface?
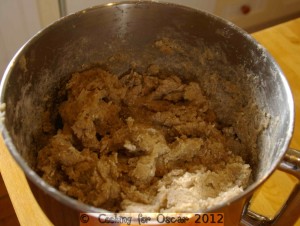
[250,18,300,225]
[0,18,299,226]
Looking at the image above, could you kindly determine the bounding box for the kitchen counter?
[0,18,299,226]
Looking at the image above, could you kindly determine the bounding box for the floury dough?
[37,67,252,212]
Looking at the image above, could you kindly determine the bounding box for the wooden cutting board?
[0,18,299,226]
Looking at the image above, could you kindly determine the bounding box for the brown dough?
[37,67,252,212]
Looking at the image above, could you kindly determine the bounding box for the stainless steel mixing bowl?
[0,2,299,226]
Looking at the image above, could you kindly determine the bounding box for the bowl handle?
[240,148,300,226]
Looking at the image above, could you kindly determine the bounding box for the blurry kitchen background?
[0,0,300,78]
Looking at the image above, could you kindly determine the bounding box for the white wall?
[36,0,60,28]
[0,0,41,79]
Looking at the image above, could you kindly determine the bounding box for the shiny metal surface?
[280,148,300,178]
[0,2,296,226]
